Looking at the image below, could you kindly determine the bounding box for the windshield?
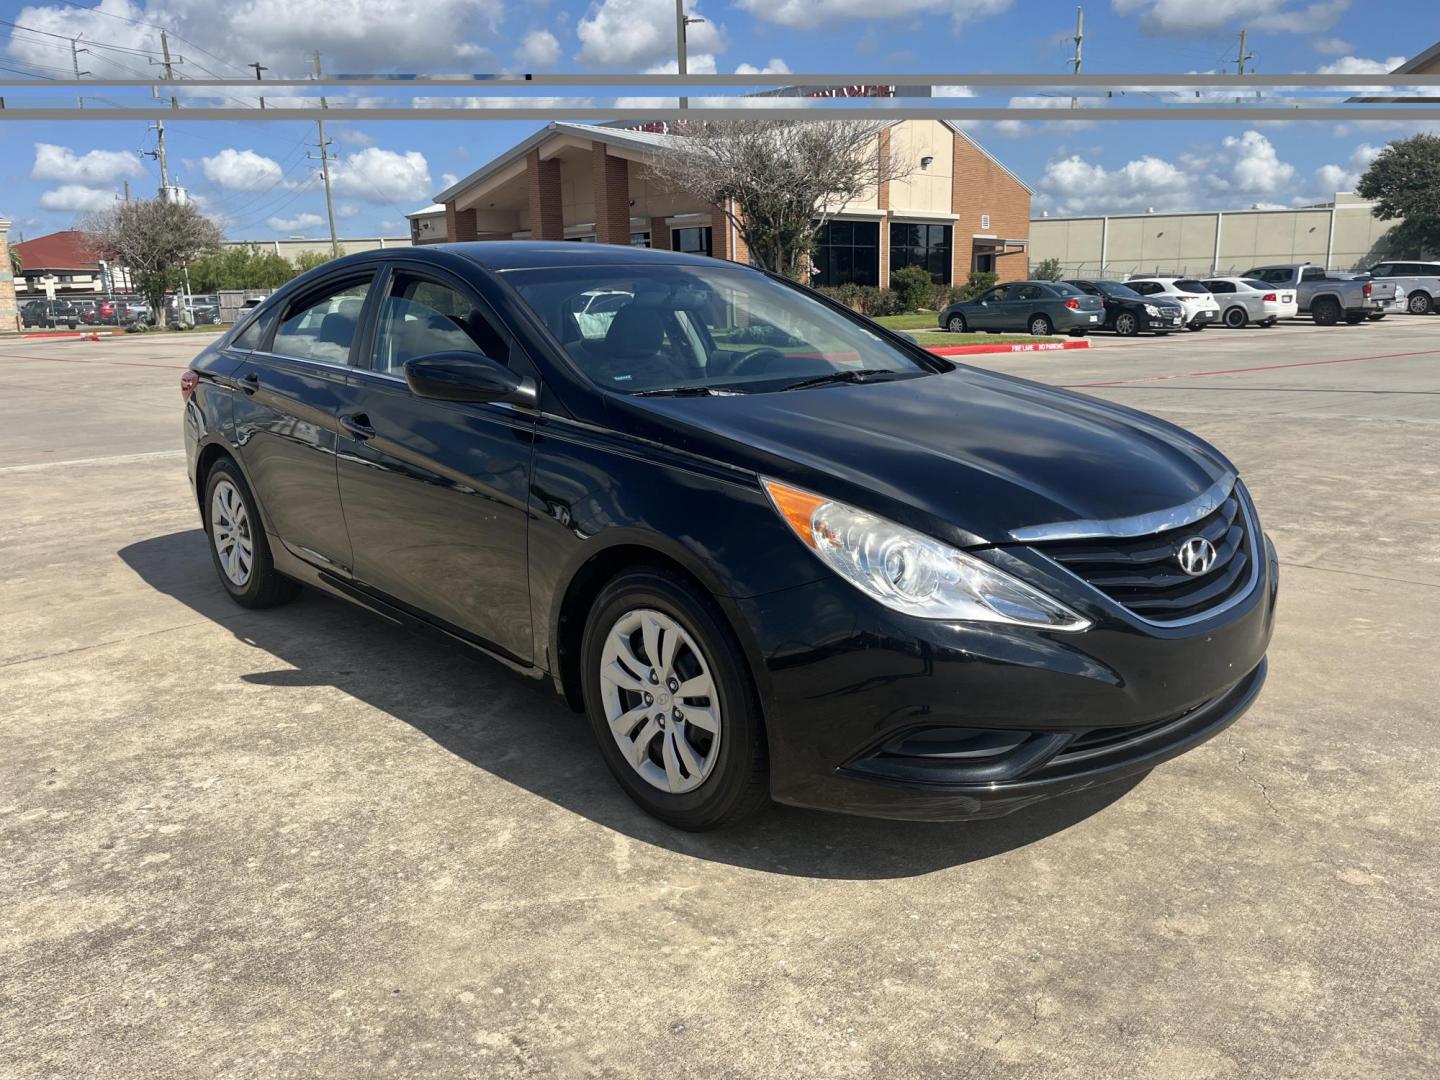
[506,263,931,394]
[1095,280,1141,299]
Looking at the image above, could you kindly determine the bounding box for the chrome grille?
[1033,485,1257,623]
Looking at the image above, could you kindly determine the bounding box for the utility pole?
[308,50,340,257]
[1234,29,1253,102]
[1069,6,1083,110]
[146,29,180,198]
[70,36,89,110]
[123,180,130,203]
[248,61,267,109]
[675,1,705,112]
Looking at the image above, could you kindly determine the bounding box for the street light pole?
[675,1,704,113]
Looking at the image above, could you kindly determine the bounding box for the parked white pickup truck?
[1364,260,1440,315]
[1244,263,1399,325]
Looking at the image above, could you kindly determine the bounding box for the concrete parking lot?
[2,319,1438,1078]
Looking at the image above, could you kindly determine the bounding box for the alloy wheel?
[1409,293,1432,315]
[599,608,721,794]
[1115,313,1137,336]
[210,478,254,587]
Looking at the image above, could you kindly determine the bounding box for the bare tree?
[81,198,223,327]
[645,119,912,280]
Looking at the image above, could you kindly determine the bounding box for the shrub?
[816,284,902,317]
[959,270,998,301]
[1033,257,1064,281]
[890,265,933,312]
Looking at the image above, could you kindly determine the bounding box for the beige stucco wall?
[889,119,955,215]
[1030,201,1401,277]
[223,237,411,258]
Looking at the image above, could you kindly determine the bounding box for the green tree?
[9,246,20,278]
[890,265,933,312]
[292,247,344,274]
[189,245,298,292]
[1033,257,1064,281]
[1355,134,1440,259]
[82,199,223,327]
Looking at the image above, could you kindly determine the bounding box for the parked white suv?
[1200,277,1299,328]
[1125,278,1221,332]
[1365,261,1440,315]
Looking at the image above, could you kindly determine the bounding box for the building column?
[876,129,892,287]
[527,149,564,241]
[0,219,17,334]
[444,203,479,242]
[591,143,631,246]
[649,217,671,250]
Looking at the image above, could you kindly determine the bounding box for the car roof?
[440,240,723,272]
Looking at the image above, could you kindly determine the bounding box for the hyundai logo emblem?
[1176,536,1218,576]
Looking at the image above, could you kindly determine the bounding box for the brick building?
[0,219,17,333]
[424,117,1031,288]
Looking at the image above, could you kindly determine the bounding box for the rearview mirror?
[403,352,537,408]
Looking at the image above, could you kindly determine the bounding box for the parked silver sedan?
[1200,277,1299,328]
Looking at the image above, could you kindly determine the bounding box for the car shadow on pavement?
[120,530,1143,881]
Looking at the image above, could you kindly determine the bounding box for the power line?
[50,0,250,76]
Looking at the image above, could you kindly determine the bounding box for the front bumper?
[1142,310,1185,330]
[1187,308,1219,326]
[731,530,1278,821]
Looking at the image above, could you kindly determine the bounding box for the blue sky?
[1,0,1434,241]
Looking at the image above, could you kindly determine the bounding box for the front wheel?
[581,568,769,830]
[1367,312,1387,321]
[203,458,299,609]
[1223,306,1248,329]
[1029,314,1053,336]
[1114,311,1139,337]
[946,314,967,333]
[1186,321,1206,332]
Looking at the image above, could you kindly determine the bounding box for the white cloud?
[39,184,118,212]
[332,128,376,147]
[329,147,432,203]
[1315,143,1382,193]
[440,172,459,189]
[645,54,717,75]
[737,0,1010,29]
[1112,0,1349,36]
[516,29,561,67]
[1315,55,1408,75]
[201,148,286,191]
[1312,36,1351,55]
[268,212,325,232]
[577,0,725,66]
[4,0,503,78]
[1037,130,1329,215]
[734,58,791,75]
[934,85,977,98]
[32,143,143,185]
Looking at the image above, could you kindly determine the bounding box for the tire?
[202,458,300,609]
[1311,297,1341,326]
[1029,314,1053,336]
[1408,292,1432,315]
[1223,306,1248,329]
[581,567,769,830]
[1367,312,1386,321]
[1344,311,1366,325]
[1114,311,1139,336]
[946,314,967,333]
[1186,321,1206,332]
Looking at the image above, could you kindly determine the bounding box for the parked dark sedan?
[183,243,1276,829]
[939,279,1106,336]
[1065,279,1185,336]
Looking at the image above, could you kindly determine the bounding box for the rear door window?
[272,278,373,365]
[1012,284,1043,301]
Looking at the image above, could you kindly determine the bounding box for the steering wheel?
[726,346,790,376]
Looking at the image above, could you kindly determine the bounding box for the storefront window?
[889,223,952,284]
[811,220,879,287]
[671,227,713,256]
[629,232,651,247]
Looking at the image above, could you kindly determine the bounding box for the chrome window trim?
[1010,471,1237,543]
[1033,482,1262,629]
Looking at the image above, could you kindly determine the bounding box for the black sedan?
[183,243,1276,829]
[1065,279,1186,336]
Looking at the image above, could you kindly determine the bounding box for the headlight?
[1144,304,1160,315]
[762,479,1090,631]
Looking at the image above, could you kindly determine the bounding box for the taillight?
[1262,293,1276,302]
[1363,282,1372,297]
[1064,298,1079,309]
[180,370,199,402]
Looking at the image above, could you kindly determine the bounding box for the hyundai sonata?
[183,243,1277,829]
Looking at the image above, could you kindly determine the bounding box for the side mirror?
[403,351,537,408]
[896,331,918,344]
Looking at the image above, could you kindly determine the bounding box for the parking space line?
[0,352,187,370]
[0,449,185,473]
[1062,347,1440,387]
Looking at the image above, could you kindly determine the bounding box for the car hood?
[616,367,1232,546]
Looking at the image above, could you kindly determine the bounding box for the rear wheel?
[581,568,769,830]
[1408,292,1432,315]
[1311,297,1341,326]
[1223,306,1248,329]
[946,314,967,333]
[1029,314,1053,336]
[203,458,299,609]
[1367,312,1387,321]
[1114,311,1139,336]
[1344,311,1366,325]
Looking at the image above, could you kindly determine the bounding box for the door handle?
[339,412,376,440]
[240,371,259,393]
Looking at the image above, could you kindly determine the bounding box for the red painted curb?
[926,339,1091,357]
